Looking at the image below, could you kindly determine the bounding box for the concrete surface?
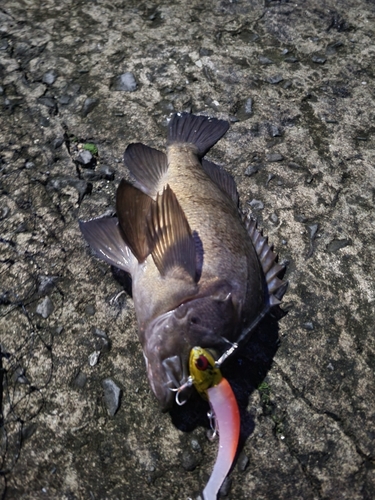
[1,0,374,499]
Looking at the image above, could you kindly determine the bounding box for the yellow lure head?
[189,347,223,399]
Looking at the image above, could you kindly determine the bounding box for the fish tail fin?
[167,112,229,157]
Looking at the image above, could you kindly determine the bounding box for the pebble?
[259,55,273,64]
[269,125,283,137]
[53,137,64,149]
[270,213,279,224]
[38,276,57,295]
[267,74,283,84]
[248,199,264,210]
[82,97,99,117]
[76,149,93,166]
[327,238,351,252]
[190,439,202,452]
[237,452,249,472]
[88,351,100,366]
[73,371,87,388]
[266,153,284,162]
[311,55,326,64]
[0,206,10,220]
[102,379,121,416]
[180,451,198,471]
[111,72,137,92]
[285,56,299,63]
[85,303,96,316]
[288,161,303,169]
[42,69,58,85]
[99,165,115,181]
[235,97,253,121]
[245,165,259,176]
[36,296,54,319]
[219,477,232,496]
[307,223,319,240]
[303,322,314,331]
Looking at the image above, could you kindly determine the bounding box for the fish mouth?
[145,353,192,410]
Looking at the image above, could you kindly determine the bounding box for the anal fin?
[147,185,197,281]
[116,179,154,263]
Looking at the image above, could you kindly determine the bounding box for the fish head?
[141,283,239,410]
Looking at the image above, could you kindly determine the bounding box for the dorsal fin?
[244,214,288,308]
[147,185,197,281]
[116,179,154,263]
[201,159,239,207]
[79,217,136,274]
[167,112,229,157]
[123,143,168,198]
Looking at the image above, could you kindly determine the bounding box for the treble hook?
[169,376,194,406]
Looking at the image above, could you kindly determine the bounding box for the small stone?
[82,97,99,117]
[53,137,64,149]
[85,303,96,316]
[73,371,87,388]
[42,69,58,85]
[285,56,299,63]
[190,439,202,452]
[36,296,54,319]
[288,162,303,170]
[180,451,198,471]
[58,95,71,105]
[25,161,35,169]
[269,125,282,137]
[111,72,137,92]
[307,223,319,240]
[219,477,232,496]
[88,351,100,366]
[235,98,253,121]
[76,149,93,166]
[270,213,279,224]
[237,452,249,472]
[327,238,351,252]
[38,276,57,295]
[99,165,115,181]
[311,55,326,64]
[267,74,283,84]
[245,165,259,176]
[266,153,284,162]
[303,322,314,331]
[102,379,121,416]
[0,206,10,220]
[248,199,264,210]
[259,56,273,64]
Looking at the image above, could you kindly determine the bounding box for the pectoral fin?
[147,185,197,281]
[79,217,136,273]
[116,179,154,263]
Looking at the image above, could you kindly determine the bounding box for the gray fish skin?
[80,113,285,410]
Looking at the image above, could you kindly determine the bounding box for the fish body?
[80,113,286,410]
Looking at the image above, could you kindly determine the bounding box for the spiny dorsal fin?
[167,112,229,157]
[147,185,197,281]
[202,158,239,207]
[244,214,288,304]
[123,143,168,198]
[116,179,154,263]
[79,217,136,273]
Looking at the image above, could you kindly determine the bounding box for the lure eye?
[195,355,209,371]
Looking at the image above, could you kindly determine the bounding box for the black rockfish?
[80,113,287,410]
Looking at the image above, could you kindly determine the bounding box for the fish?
[79,112,287,411]
[188,347,240,500]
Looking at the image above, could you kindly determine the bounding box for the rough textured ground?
[1,0,375,499]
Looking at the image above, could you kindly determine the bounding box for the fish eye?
[195,355,209,371]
